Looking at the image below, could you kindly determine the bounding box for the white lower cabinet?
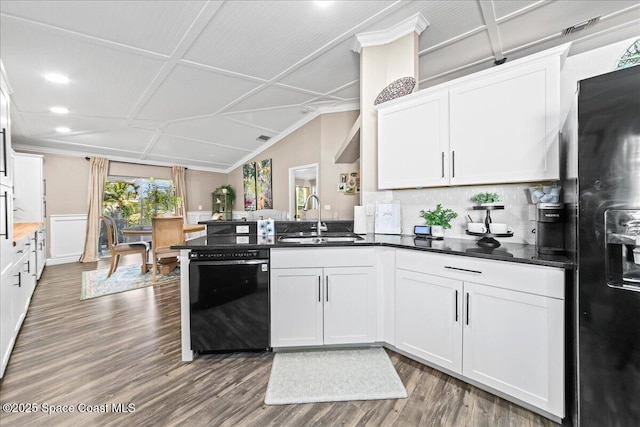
[462,281,564,417]
[270,248,376,348]
[1,233,39,378]
[395,269,462,373]
[394,249,565,418]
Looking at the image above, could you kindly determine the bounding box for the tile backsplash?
[362,183,539,244]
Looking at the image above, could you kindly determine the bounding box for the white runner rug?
[264,347,407,405]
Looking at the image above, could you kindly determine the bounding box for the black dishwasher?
[189,249,270,353]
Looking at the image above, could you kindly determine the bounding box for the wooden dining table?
[121,223,206,236]
[121,223,205,274]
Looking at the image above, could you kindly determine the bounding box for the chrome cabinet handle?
[466,293,470,326]
[452,151,456,178]
[441,152,445,178]
[318,276,321,302]
[455,290,459,322]
[445,266,482,274]
[325,276,329,302]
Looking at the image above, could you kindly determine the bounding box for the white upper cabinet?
[378,90,449,189]
[13,153,46,223]
[377,44,568,189]
[0,68,12,189]
[449,56,560,185]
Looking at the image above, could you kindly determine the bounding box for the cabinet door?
[395,269,463,373]
[0,76,12,189]
[270,268,323,347]
[36,228,46,279]
[0,187,13,276]
[13,155,44,223]
[0,266,16,378]
[462,282,564,417]
[323,266,376,345]
[449,57,560,185]
[378,90,449,189]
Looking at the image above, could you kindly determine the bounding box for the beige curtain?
[80,157,109,263]
[171,166,188,223]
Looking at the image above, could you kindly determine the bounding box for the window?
[102,176,174,227]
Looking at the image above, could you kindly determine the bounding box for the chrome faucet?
[303,193,328,234]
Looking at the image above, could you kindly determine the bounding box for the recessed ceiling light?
[50,106,69,114]
[44,73,69,84]
[314,1,334,8]
[55,127,70,133]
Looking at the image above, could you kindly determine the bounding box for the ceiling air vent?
[256,135,271,142]
[562,17,600,37]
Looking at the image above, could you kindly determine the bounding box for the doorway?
[288,163,318,220]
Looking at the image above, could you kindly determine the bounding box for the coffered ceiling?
[1,1,638,172]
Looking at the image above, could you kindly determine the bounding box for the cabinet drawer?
[396,249,564,299]
[271,247,374,269]
[13,236,31,264]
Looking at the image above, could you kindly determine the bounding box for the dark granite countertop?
[172,233,573,269]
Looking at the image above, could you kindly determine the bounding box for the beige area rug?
[264,347,407,405]
[80,265,179,300]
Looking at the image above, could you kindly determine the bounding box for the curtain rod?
[84,157,187,169]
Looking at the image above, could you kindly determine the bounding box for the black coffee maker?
[536,203,565,255]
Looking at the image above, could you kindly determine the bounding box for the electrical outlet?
[198,205,202,210]
[324,204,331,211]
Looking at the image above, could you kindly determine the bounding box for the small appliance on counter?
[536,203,565,255]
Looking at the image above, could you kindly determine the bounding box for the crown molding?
[351,13,429,54]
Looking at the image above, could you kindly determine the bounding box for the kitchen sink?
[277,233,364,244]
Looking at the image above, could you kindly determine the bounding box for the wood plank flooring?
[0,257,557,427]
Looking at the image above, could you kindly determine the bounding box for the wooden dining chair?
[151,216,184,283]
[100,216,150,278]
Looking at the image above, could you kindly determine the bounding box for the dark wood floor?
[0,256,556,426]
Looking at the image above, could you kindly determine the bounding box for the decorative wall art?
[243,162,257,211]
[338,171,360,194]
[256,159,273,210]
[243,159,273,211]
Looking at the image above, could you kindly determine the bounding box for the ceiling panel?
[223,107,309,133]
[144,154,230,170]
[0,18,166,117]
[136,64,262,121]
[12,136,144,157]
[54,128,155,152]
[0,0,206,55]
[225,85,317,113]
[164,116,274,151]
[492,1,545,21]
[328,82,360,100]
[278,39,361,94]
[499,1,640,52]
[183,1,396,80]
[419,31,495,81]
[18,112,127,137]
[153,134,248,165]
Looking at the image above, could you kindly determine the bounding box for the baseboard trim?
[46,256,80,266]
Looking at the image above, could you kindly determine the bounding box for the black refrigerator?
[575,65,640,426]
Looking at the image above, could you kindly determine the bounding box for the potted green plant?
[419,204,458,237]
[473,192,501,206]
[214,184,235,205]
